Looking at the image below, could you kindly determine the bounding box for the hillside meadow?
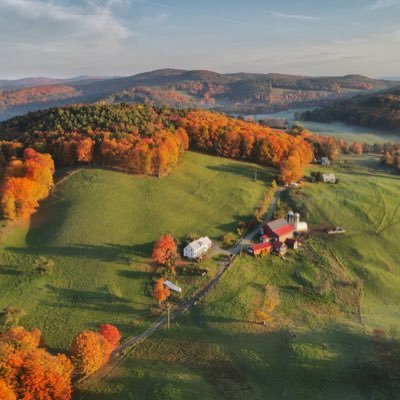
[0,151,274,350]
[76,156,400,400]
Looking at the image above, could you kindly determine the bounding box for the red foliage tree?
[99,324,121,348]
[152,234,177,267]
[18,349,73,400]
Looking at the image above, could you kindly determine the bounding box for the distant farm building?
[321,157,331,166]
[183,236,212,260]
[322,173,337,183]
[248,242,273,256]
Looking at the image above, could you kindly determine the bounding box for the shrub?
[0,307,26,330]
[33,256,54,275]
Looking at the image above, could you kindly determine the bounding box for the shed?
[285,238,299,250]
[164,280,182,293]
[322,173,336,183]
[248,242,273,256]
[273,241,288,256]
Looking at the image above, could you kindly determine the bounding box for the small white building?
[321,157,331,166]
[164,280,182,293]
[322,173,337,183]
[183,236,212,260]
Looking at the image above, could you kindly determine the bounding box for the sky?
[1,0,400,79]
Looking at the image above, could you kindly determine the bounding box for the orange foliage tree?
[76,138,94,163]
[0,326,73,400]
[0,379,16,400]
[1,148,55,220]
[152,234,177,273]
[351,142,363,155]
[152,278,170,305]
[70,324,120,377]
[279,148,304,184]
[70,330,112,377]
[99,324,121,348]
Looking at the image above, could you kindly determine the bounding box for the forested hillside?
[301,86,400,132]
[0,70,398,120]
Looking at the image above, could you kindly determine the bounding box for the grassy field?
[76,156,400,400]
[0,151,274,351]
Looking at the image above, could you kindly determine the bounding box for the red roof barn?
[263,218,294,242]
[248,242,272,256]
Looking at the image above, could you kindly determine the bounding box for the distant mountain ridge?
[0,75,117,90]
[0,69,399,120]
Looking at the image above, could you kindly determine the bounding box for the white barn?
[183,236,212,260]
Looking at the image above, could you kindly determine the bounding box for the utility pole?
[167,303,171,329]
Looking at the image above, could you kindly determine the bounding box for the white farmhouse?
[322,173,337,183]
[183,236,212,260]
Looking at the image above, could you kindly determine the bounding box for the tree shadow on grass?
[5,242,154,265]
[207,164,273,183]
[118,269,149,280]
[41,284,140,315]
[0,265,24,276]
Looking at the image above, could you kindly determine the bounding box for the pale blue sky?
[0,0,399,78]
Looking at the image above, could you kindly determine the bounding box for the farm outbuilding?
[183,236,212,260]
[321,157,331,166]
[285,238,299,249]
[164,280,182,293]
[286,211,308,233]
[248,242,273,256]
[322,173,337,183]
[273,241,288,256]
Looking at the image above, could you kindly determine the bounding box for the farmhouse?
[248,242,273,256]
[322,173,337,183]
[183,236,212,260]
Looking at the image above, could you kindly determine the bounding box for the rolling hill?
[301,86,400,132]
[0,70,398,120]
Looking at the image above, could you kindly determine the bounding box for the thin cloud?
[270,11,321,21]
[368,0,400,10]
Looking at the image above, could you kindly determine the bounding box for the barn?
[262,218,294,242]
